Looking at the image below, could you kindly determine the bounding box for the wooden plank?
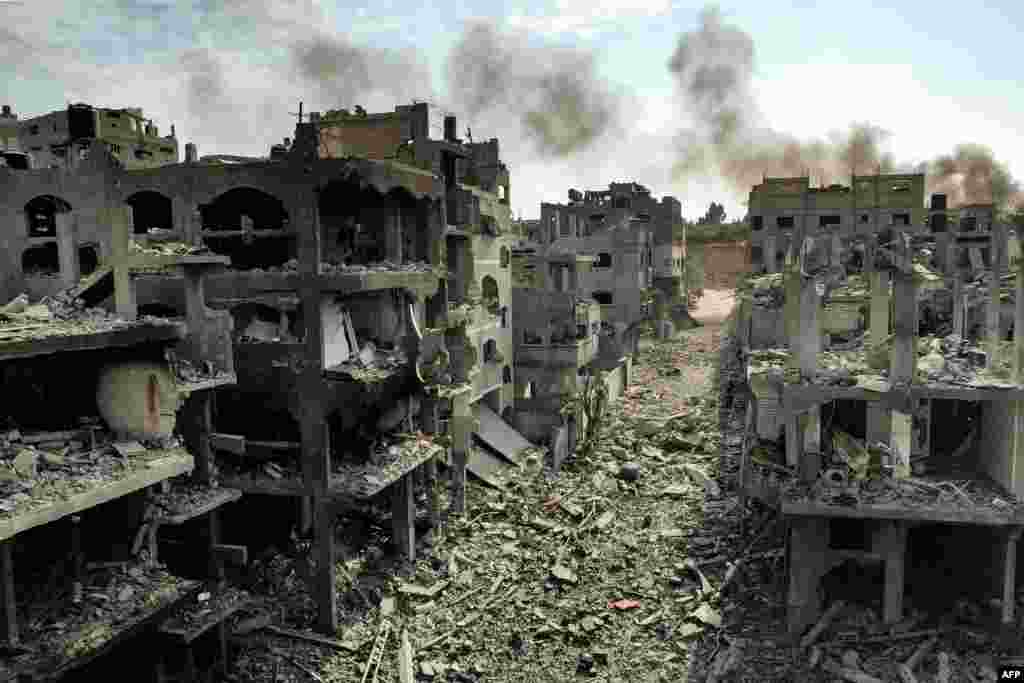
[0,541,16,646]
[787,518,828,636]
[0,450,194,542]
[152,489,242,526]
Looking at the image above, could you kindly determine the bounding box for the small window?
[819,215,841,228]
[777,216,795,229]
[751,216,764,231]
[500,246,510,268]
[893,213,910,226]
[502,365,512,384]
[29,125,39,135]
[859,214,870,224]
[593,291,613,305]
[595,252,612,268]
[483,339,499,363]
[107,111,121,118]
[160,146,174,154]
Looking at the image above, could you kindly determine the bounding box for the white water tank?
[96,361,180,439]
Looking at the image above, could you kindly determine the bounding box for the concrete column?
[55,211,79,288]
[764,233,777,273]
[110,207,137,320]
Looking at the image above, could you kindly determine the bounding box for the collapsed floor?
[198,287,1024,683]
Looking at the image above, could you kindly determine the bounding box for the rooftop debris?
[0,565,198,678]
[0,428,187,518]
[0,292,174,344]
[254,259,444,276]
[326,344,408,384]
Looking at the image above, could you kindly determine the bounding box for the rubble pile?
[160,585,252,637]
[0,291,174,344]
[328,344,408,384]
[263,259,443,276]
[0,430,183,516]
[227,314,743,683]
[0,565,196,674]
[129,241,210,257]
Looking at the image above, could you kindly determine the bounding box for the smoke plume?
[917,144,1023,209]
[446,22,619,157]
[290,35,434,107]
[669,6,899,193]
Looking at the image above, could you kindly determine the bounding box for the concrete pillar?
[55,211,79,288]
[110,207,137,320]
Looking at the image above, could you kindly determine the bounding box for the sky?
[1,0,1022,221]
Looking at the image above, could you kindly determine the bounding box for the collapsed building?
[0,206,244,679]
[0,97,591,669]
[735,174,1024,637]
[536,182,689,342]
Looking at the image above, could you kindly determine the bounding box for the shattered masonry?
[0,99,689,677]
[736,172,1024,637]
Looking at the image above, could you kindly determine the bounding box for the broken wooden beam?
[800,600,845,649]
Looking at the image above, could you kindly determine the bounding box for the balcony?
[516,335,596,369]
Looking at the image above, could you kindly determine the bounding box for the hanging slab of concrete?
[475,404,533,467]
[467,443,512,489]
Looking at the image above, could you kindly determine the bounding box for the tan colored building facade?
[748,173,926,271]
[3,104,178,171]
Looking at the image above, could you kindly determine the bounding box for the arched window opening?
[481,275,499,315]
[78,244,99,275]
[502,365,512,384]
[595,252,612,268]
[593,291,613,305]
[22,243,60,277]
[483,339,500,363]
[126,190,173,235]
[500,246,510,268]
[25,195,71,238]
[201,187,292,269]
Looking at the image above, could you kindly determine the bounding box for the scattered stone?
[12,449,38,478]
[618,462,642,482]
[576,653,595,674]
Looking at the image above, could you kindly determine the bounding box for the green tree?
[697,202,727,225]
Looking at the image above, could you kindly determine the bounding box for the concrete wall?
[693,241,750,290]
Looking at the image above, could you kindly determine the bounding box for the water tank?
[96,361,180,439]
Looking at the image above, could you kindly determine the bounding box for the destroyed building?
[0,200,244,679]
[1,104,179,172]
[748,173,927,273]
[538,181,689,344]
[0,99,543,650]
[734,182,1024,639]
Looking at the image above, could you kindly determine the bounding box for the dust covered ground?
[223,290,784,682]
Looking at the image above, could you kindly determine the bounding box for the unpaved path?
[230,293,744,683]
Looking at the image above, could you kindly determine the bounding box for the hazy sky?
[2,1,1021,221]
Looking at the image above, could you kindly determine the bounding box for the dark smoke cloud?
[917,144,1023,209]
[446,22,619,157]
[669,6,897,192]
[290,35,434,106]
[669,6,1022,210]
